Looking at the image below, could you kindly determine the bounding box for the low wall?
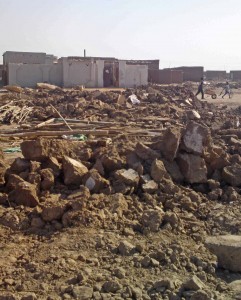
[8,63,63,87]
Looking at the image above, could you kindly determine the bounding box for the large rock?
[114,168,139,186]
[142,180,158,194]
[141,209,164,232]
[222,163,241,186]
[42,157,61,177]
[151,159,170,183]
[8,182,39,207]
[41,202,67,222]
[62,156,88,186]
[163,160,184,183]
[161,127,181,161]
[9,157,30,174]
[21,138,92,162]
[205,235,241,272]
[181,122,211,155]
[39,168,55,190]
[135,142,159,160]
[84,170,109,193]
[183,275,205,291]
[177,153,207,183]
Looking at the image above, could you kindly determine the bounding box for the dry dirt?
[0,83,241,300]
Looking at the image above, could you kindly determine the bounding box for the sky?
[1,0,241,70]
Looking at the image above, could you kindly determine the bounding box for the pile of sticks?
[0,103,32,124]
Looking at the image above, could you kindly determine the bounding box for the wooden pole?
[50,104,73,131]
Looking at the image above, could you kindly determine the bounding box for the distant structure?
[230,70,241,81]
[2,51,159,88]
[205,70,227,81]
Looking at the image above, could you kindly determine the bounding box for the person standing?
[195,77,204,99]
[220,82,231,99]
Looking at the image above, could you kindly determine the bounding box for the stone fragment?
[84,170,109,193]
[101,154,123,172]
[141,209,164,232]
[8,181,39,207]
[177,153,207,183]
[42,157,61,177]
[39,168,55,190]
[190,290,210,300]
[142,180,158,194]
[181,121,211,155]
[31,217,45,228]
[102,281,122,293]
[109,193,128,217]
[151,159,170,183]
[183,275,205,291]
[118,240,136,256]
[41,203,66,222]
[205,235,241,272]
[161,127,181,161]
[114,169,139,186]
[154,279,175,291]
[72,286,93,299]
[186,110,201,120]
[21,138,92,161]
[6,174,25,192]
[135,142,159,160]
[9,157,30,173]
[62,156,88,186]
[163,160,184,182]
[222,163,241,186]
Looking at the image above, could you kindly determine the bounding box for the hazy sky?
[1,0,241,70]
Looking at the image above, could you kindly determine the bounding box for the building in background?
[149,68,183,84]
[205,70,227,81]
[230,71,241,81]
[3,51,152,88]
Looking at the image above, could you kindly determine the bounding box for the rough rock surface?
[205,235,241,272]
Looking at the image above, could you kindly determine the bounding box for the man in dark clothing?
[195,77,204,99]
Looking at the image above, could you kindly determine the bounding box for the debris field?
[1,83,241,300]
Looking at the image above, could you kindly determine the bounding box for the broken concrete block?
[181,121,211,155]
[177,153,207,184]
[163,160,184,183]
[39,168,55,190]
[141,209,164,232]
[151,159,170,183]
[21,138,92,162]
[183,275,205,291]
[161,127,181,161]
[142,180,158,194]
[222,163,241,186]
[8,182,39,207]
[42,157,61,177]
[62,156,88,186]
[41,203,67,222]
[118,240,136,256]
[84,170,109,193]
[205,235,241,272]
[9,157,30,174]
[135,142,159,160]
[114,168,139,186]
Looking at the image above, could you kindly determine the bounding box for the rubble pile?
[0,84,241,299]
